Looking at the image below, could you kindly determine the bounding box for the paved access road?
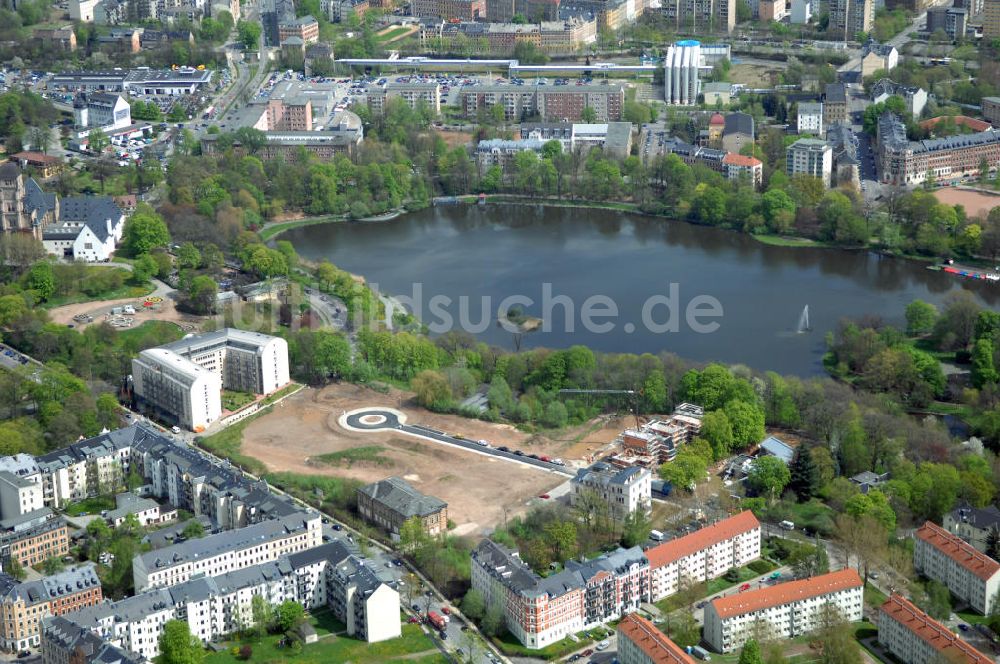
[344,409,574,477]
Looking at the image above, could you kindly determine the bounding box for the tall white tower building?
[664,40,701,106]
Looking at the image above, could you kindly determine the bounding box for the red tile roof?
[722,153,763,168]
[709,569,862,619]
[880,595,992,664]
[709,113,725,125]
[618,613,695,664]
[11,152,61,164]
[645,511,760,569]
[919,115,992,133]
[916,521,1000,581]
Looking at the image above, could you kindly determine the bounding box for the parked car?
[597,640,610,650]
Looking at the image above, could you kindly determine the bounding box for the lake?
[284,204,1000,375]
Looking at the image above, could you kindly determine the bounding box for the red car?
[582,649,594,656]
[441,606,451,615]
[408,616,420,623]
[739,583,752,592]
[539,494,551,499]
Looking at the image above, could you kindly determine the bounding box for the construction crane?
[557,389,641,429]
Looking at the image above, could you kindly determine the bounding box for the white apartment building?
[786,138,833,187]
[617,612,695,664]
[797,102,824,135]
[914,521,1000,615]
[132,347,223,431]
[367,82,441,116]
[664,40,701,106]
[73,93,131,131]
[570,463,651,521]
[132,328,290,431]
[647,510,761,601]
[703,569,863,653]
[878,594,993,664]
[0,472,43,521]
[790,0,810,22]
[57,541,399,661]
[132,511,322,591]
[69,0,100,21]
[35,430,137,509]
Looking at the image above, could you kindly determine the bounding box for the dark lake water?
[285,204,1000,376]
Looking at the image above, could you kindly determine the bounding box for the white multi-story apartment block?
[797,102,824,135]
[53,541,399,661]
[367,82,441,116]
[0,472,43,521]
[663,40,701,106]
[132,328,290,431]
[570,463,651,521]
[647,510,761,601]
[34,430,137,510]
[914,521,1000,615]
[786,138,833,187]
[132,511,322,591]
[471,540,649,650]
[703,569,863,653]
[878,594,993,664]
[617,612,695,664]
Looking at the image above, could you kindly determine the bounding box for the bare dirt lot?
[241,383,580,535]
[47,288,204,333]
[934,187,1000,219]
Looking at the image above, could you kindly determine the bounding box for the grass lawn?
[493,627,599,660]
[314,446,392,468]
[222,390,255,412]
[263,383,302,405]
[64,495,116,517]
[204,622,438,664]
[864,584,888,609]
[753,234,826,248]
[377,26,412,41]
[259,216,341,242]
[955,608,991,625]
[45,278,154,308]
[308,610,346,636]
[116,320,184,346]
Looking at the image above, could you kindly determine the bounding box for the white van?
[780,520,795,531]
[650,530,665,542]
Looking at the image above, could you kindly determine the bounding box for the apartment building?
[926,6,967,40]
[661,0,735,33]
[264,98,313,131]
[35,425,138,509]
[0,510,69,569]
[877,112,1000,186]
[823,84,848,127]
[703,569,864,653]
[984,97,1000,126]
[132,511,322,591]
[828,0,873,38]
[460,84,625,122]
[41,616,142,664]
[617,612,695,664]
[860,41,898,78]
[914,521,1000,615]
[0,564,102,652]
[722,112,754,154]
[412,0,485,18]
[277,14,319,43]
[944,503,1000,553]
[797,102,824,135]
[132,328,290,431]
[646,511,761,601]
[570,463,651,521]
[0,472,42,522]
[55,542,399,661]
[722,153,764,189]
[476,138,549,177]
[871,79,927,119]
[471,539,649,649]
[984,0,1000,38]
[201,128,363,162]
[786,139,833,187]
[357,477,448,538]
[878,594,993,664]
[368,82,441,116]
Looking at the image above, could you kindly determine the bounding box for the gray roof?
[472,539,540,595]
[106,492,160,522]
[948,502,1000,532]
[46,196,122,242]
[358,477,447,519]
[759,436,794,464]
[605,122,632,151]
[0,470,35,489]
[0,161,21,180]
[574,462,646,488]
[41,616,143,664]
[137,512,315,570]
[825,83,847,104]
[1,563,101,607]
[723,112,754,138]
[36,423,149,473]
